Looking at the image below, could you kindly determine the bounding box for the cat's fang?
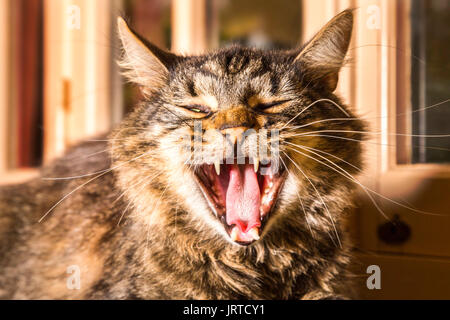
[248,227,260,240]
[230,226,239,242]
[214,160,221,175]
[253,157,259,173]
[230,225,260,242]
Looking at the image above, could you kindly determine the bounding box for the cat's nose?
[220,127,248,146]
[213,106,258,132]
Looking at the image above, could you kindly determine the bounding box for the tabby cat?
[0,9,365,299]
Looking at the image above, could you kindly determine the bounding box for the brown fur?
[0,10,365,299]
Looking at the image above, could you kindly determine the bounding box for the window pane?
[12,0,44,168]
[218,0,302,49]
[411,0,450,163]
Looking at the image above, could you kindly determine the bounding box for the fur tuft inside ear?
[294,9,354,92]
[117,17,178,96]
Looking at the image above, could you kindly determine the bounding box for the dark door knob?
[377,215,411,245]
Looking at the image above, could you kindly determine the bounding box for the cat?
[0,9,365,299]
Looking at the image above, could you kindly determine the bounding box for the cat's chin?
[193,158,286,246]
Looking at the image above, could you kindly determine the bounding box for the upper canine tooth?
[230,227,239,242]
[214,160,220,175]
[248,227,260,240]
[253,157,259,173]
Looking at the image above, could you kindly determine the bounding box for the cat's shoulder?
[0,136,118,223]
[0,137,127,299]
[42,137,111,180]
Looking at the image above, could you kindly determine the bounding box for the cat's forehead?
[199,48,266,75]
[170,47,294,103]
[186,47,290,76]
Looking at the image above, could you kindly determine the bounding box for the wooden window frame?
[0,0,10,175]
[171,0,218,54]
[43,0,120,164]
[0,0,42,185]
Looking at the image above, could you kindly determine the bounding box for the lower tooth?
[261,195,267,206]
[253,157,259,173]
[248,227,260,240]
[214,161,220,175]
[230,227,239,242]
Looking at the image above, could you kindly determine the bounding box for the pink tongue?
[226,164,261,234]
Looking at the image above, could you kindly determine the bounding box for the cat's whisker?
[283,97,449,130]
[39,148,156,222]
[281,98,351,130]
[174,207,179,235]
[117,172,163,226]
[279,156,315,239]
[282,151,342,248]
[118,197,136,227]
[282,133,450,153]
[284,142,362,173]
[113,170,163,206]
[39,171,110,223]
[285,143,445,217]
[145,184,170,261]
[160,105,196,130]
[283,117,361,131]
[88,136,154,142]
[285,144,388,220]
[86,139,114,142]
[288,129,450,138]
[298,77,313,97]
[42,145,182,181]
[113,175,148,205]
[63,148,111,161]
[396,97,450,117]
[42,167,114,181]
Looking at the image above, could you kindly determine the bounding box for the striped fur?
[0,10,364,299]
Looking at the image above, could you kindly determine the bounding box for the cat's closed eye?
[178,104,212,119]
[179,104,211,115]
[253,99,291,113]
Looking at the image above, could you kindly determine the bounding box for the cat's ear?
[294,9,353,92]
[117,17,178,95]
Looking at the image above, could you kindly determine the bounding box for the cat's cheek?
[260,173,299,235]
[160,145,230,242]
[181,181,231,241]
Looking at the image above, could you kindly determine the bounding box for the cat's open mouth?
[194,159,286,245]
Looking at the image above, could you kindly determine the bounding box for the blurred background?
[0,0,449,299]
